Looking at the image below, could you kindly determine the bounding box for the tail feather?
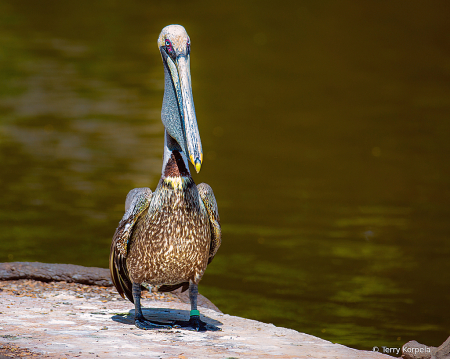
[158,282,189,293]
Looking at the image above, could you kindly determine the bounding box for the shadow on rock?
[111,308,222,328]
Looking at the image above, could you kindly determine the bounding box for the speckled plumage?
[109,26,221,330]
[129,173,210,283]
[110,151,220,304]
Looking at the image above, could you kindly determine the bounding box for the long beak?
[166,54,203,173]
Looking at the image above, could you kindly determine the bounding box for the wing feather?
[109,187,152,303]
[197,183,221,264]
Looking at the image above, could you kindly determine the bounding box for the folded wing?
[109,188,152,302]
[197,183,221,264]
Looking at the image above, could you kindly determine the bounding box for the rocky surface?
[0,280,391,358]
[1,265,447,359]
[0,262,113,287]
[402,337,450,359]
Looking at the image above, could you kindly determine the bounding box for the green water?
[1,0,449,351]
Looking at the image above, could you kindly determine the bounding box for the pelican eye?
[165,39,173,53]
[186,39,190,54]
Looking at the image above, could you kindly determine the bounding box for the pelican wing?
[109,187,152,302]
[197,183,221,264]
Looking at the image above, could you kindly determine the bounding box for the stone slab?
[0,280,391,358]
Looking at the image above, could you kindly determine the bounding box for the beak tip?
[190,155,202,173]
[194,159,202,173]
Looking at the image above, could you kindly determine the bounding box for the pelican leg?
[132,283,172,330]
[174,282,220,331]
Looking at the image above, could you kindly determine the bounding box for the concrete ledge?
[0,278,391,358]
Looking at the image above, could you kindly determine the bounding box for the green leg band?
[190,310,200,317]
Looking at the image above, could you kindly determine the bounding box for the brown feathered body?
[110,150,220,303]
[128,178,210,286]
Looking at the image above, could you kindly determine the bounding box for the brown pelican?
[109,24,221,331]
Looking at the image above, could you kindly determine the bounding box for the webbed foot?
[135,315,172,330]
[174,315,221,332]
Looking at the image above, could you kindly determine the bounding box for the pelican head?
[158,25,202,173]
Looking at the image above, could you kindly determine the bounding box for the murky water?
[1,0,449,351]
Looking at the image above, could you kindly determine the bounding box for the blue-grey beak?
[160,46,203,173]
